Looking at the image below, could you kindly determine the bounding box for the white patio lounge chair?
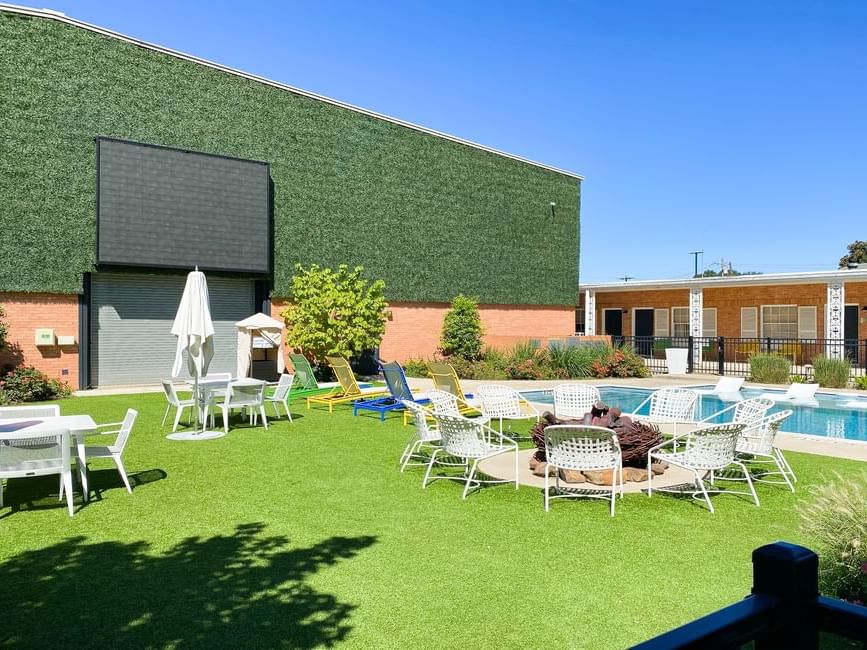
[476,384,540,434]
[543,425,623,515]
[552,384,601,420]
[693,377,745,402]
[735,409,795,491]
[264,373,295,421]
[82,408,138,495]
[423,412,518,499]
[700,397,774,427]
[647,422,757,513]
[160,380,197,432]
[0,426,74,516]
[759,383,819,404]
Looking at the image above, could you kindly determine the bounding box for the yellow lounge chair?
[427,362,480,413]
[306,356,388,413]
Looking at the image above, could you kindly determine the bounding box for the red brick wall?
[272,300,576,363]
[0,293,79,388]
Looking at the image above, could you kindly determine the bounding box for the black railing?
[633,542,867,649]
[615,336,867,379]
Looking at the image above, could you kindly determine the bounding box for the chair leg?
[776,448,797,482]
[422,449,440,488]
[112,454,133,494]
[162,404,171,427]
[260,407,268,429]
[610,470,617,517]
[400,439,421,472]
[514,447,519,490]
[462,459,480,500]
[694,471,714,514]
[774,453,795,493]
[222,408,229,434]
[283,398,293,423]
[647,453,653,497]
[544,464,551,511]
[0,479,4,508]
[735,461,760,507]
[173,407,183,433]
[62,470,74,517]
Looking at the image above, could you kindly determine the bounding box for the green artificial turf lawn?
[0,392,862,648]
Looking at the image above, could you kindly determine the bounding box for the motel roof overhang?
[581,268,867,293]
[0,3,583,182]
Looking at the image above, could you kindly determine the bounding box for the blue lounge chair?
[353,361,430,421]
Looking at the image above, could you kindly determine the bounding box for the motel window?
[761,305,798,338]
[798,306,818,339]
[702,308,717,338]
[741,307,758,338]
[672,307,689,337]
[654,309,669,337]
[576,307,585,334]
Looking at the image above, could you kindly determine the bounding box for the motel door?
[604,309,623,346]
[634,309,654,356]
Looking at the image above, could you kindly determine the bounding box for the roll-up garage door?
[91,273,255,386]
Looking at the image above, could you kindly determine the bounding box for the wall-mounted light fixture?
[550,201,556,218]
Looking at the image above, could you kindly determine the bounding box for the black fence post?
[718,337,725,376]
[752,542,820,650]
[687,335,694,374]
[764,337,772,354]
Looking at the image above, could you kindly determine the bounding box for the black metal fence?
[633,542,867,649]
[615,336,867,379]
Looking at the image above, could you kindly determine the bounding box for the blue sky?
[44,1,867,282]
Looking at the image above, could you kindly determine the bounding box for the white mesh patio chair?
[399,400,442,472]
[80,408,138,495]
[700,397,774,427]
[735,409,795,492]
[632,387,698,437]
[423,412,518,499]
[213,381,268,433]
[264,373,295,421]
[476,384,540,435]
[552,384,601,420]
[543,425,623,515]
[0,427,74,516]
[160,380,196,432]
[427,389,488,421]
[647,423,756,513]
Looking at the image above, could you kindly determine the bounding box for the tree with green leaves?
[281,264,387,364]
[839,241,867,268]
[0,305,8,350]
[440,294,484,361]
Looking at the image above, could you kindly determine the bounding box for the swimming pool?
[521,385,867,442]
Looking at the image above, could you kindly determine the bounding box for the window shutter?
[741,307,758,338]
[702,308,717,338]
[654,309,669,336]
[798,306,817,338]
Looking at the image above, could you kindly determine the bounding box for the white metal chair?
[264,373,294,421]
[399,400,442,472]
[647,423,757,513]
[161,380,197,432]
[81,408,138,495]
[476,384,540,434]
[213,381,268,433]
[735,409,795,492]
[423,412,518,499]
[700,397,774,427]
[552,384,601,420]
[543,425,623,515]
[632,387,698,436]
[0,427,74,516]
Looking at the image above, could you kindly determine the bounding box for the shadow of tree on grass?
[0,523,376,647]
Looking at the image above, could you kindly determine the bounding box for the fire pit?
[529,402,670,485]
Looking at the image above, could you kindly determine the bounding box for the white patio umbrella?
[168,268,223,440]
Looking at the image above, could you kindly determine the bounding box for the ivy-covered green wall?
[0,11,580,304]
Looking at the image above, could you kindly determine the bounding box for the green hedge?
[0,12,580,304]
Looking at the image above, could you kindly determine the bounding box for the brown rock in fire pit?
[623,467,649,482]
[650,462,668,475]
[583,469,616,485]
[559,469,586,483]
[532,462,557,477]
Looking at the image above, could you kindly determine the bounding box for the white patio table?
[188,377,264,426]
[3,415,97,502]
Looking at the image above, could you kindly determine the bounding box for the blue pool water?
[521,386,867,442]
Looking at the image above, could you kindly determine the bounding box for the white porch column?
[584,290,596,335]
[689,287,703,363]
[826,282,845,359]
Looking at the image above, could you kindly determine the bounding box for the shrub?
[547,343,601,378]
[799,471,867,604]
[0,305,8,351]
[281,264,388,364]
[591,346,649,379]
[749,353,791,384]
[440,295,483,361]
[812,355,851,388]
[854,376,867,390]
[402,358,429,378]
[0,366,71,404]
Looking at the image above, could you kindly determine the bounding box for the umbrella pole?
[193,373,202,434]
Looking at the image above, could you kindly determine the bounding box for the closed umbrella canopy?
[235,312,286,378]
[171,270,215,379]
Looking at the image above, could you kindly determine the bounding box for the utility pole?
[690,251,703,277]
